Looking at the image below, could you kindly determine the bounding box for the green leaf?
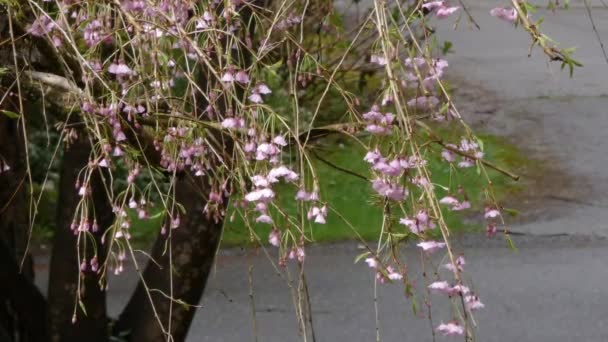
[328,12,344,31]
[354,251,370,264]
[502,208,520,217]
[78,300,88,316]
[506,234,518,252]
[441,41,453,55]
[1,110,20,119]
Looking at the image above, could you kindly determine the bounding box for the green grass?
[127,128,527,248]
[34,128,527,249]
[220,134,523,247]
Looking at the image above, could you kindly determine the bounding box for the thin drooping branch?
[112,171,228,342]
[0,112,44,341]
[47,130,113,342]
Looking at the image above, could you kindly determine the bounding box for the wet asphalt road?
[34,2,608,341]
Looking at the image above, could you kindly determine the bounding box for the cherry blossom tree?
[0,0,580,341]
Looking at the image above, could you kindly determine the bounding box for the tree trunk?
[47,132,113,342]
[112,172,227,341]
[0,114,44,342]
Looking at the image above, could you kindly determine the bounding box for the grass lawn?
[128,129,527,248]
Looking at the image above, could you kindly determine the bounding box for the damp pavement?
[33,2,608,341]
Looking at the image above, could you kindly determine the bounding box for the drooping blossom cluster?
[16,0,515,337]
[440,138,484,168]
[421,1,460,19]
[427,250,485,336]
[490,7,518,23]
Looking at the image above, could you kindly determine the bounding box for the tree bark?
[112,172,227,342]
[47,132,113,342]
[0,113,43,342]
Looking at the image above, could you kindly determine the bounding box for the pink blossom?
[365,257,379,269]
[248,93,263,103]
[458,158,475,168]
[422,1,445,10]
[486,223,498,237]
[372,159,403,177]
[484,208,501,219]
[289,247,306,263]
[443,256,466,272]
[363,106,395,135]
[439,196,470,211]
[256,143,280,160]
[365,125,391,135]
[108,63,133,76]
[137,209,148,219]
[98,158,110,168]
[399,210,435,234]
[245,188,275,202]
[370,55,387,66]
[27,15,55,37]
[422,1,460,19]
[465,295,485,311]
[113,146,124,157]
[267,166,299,183]
[435,6,460,18]
[235,70,250,84]
[451,284,470,295]
[221,117,245,129]
[272,135,287,146]
[256,214,273,224]
[307,205,328,224]
[428,281,452,294]
[0,163,10,173]
[417,241,446,253]
[407,96,439,110]
[268,229,281,246]
[122,0,146,12]
[439,196,459,206]
[251,175,270,188]
[387,266,403,280]
[436,322,464,336]
[171,216,180,229]
[257,83,272,94]
[221,70,235,82]
[90,256,99,272]
[441,149,455,162]
[364,150,383,164]
[371,179,407,201]
[295,189,318,201]
[490,7,518,23]
[453,200,471,211]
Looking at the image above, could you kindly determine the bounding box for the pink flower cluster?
[364,257,404,284]
[422,1,460,19]
[399,210,435,234]
[362,105,395,135]
[439,195,471,211]
[490,7,518,23]
[441,138,484,168]
[484,207,502,237]
[364,148,431,201]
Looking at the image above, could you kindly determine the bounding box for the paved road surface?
[34,2,608,341]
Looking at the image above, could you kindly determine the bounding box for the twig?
[583,0,608,64]
[432,140,520,181]
[311,150,369,181]
[457,0,480,30]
